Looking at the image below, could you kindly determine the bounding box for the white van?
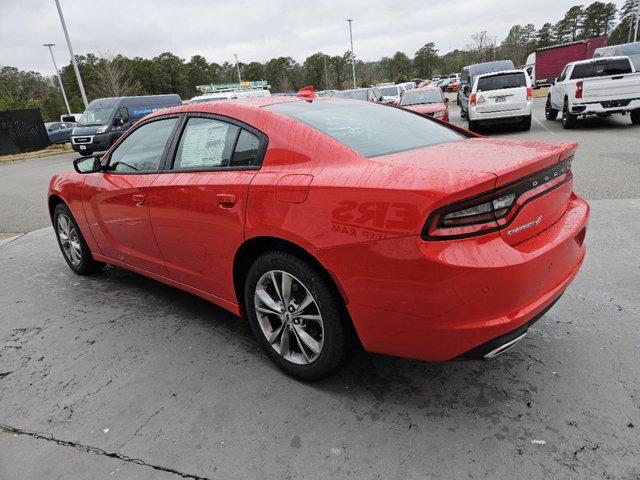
[190,89,271,104]
[467,69,533,131]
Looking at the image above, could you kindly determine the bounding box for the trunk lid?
[374,138,577,243]
[475,86,528,113]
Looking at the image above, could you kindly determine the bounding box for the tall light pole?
[347,19,357,89]
[44,43,71,115]
[234,53,242,83]
[634,0,640,43]
[54,0,88,108]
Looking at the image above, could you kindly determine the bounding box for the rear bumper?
[469,103,532,123]
[572,98,640,115]
[323,193,589,361]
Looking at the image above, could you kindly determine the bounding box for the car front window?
[108,117,178,173]
[78,108,115,126]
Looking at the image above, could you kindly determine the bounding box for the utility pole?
[634,0,640,43]
[234,53,242,83]
[347,19,357,89]
[44,43,71,115]
[323,55,330,89]
[54,0,88,108]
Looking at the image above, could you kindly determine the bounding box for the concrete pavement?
[1,101,639,479]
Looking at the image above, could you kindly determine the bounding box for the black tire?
[244,251,351,381]
[53,203,105,275]
[545,96,558,120]
[521,115,532,131]
[631,110,640,125]
[468,120,478,132]
[562,98,577,129]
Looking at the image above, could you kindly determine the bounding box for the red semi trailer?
[524,37,608,87]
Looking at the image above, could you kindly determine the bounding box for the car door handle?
[216,193,236,208]
[132,194,145,206]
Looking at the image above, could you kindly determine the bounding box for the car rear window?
[571,59,632,79]
[332,90,368,101]
[267,100,463,157]
[477,72,527,91]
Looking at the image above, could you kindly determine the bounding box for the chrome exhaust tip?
[483,332,527,358]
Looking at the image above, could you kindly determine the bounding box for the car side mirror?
[73,155,102,174]
[114,117,124,127]
[551,78,556,85]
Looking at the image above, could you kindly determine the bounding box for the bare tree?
[469,31,491,62]
[89,52,140,98]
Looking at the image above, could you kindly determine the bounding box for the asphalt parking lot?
[1,99,639,479]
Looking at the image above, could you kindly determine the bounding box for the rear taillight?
[575,81,583,99]
[470,93,477,106]
[422,158,573,240]
[526,87,533,100]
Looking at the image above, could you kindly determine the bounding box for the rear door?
[474,72,528,113]
[83,116,180,275]
[147,114,267,303]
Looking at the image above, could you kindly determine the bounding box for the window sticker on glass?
[175,118,239,169]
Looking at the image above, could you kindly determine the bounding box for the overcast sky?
[0,0,626,75]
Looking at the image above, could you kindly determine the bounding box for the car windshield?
[267,100,463,158]
[379,86,399,96]
[333,90,368,101]
[477,72,526,91]
[400,90,442,106]
[570,59,633,79]
[78,108,114,126]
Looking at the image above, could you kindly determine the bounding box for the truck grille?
[73,137,91,144]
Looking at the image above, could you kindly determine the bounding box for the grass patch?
[0,143,72,164]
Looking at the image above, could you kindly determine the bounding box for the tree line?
[1,0,637,122]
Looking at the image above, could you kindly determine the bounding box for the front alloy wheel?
[57,213,82,266]
[53,203,105,275]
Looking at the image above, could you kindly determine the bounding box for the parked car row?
[457,54,640,131]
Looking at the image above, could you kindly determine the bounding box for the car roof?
[568,55,631,66]
[476,69,526,78]
[146,95,320,120]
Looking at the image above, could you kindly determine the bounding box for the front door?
[83,116,179,275]
[147,115,265,302]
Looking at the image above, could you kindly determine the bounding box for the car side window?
[108,117,178,173]
[230,129,260,167]
[558,66,568,82]
[174,117,240,170]
[118,107,130,123]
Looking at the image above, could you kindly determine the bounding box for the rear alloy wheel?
[562,98,577,129]
[53,204,105,275]
[631,110,640,125]
[521,115,532,131]
[545,96,558,120]
[245,252,350,380]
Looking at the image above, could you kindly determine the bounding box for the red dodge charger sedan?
[48,97,589,380]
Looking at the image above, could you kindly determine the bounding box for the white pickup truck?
[546,56,640,128]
